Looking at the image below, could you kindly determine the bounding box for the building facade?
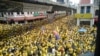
[80,0,91,4]
[94,0,100,6]
[75,0,95,27]
[57,0,64,3]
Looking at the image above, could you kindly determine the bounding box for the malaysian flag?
[53,30,60,40]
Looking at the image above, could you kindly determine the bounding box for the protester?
[0,16,96,56]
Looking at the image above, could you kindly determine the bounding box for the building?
[51,0,57,2]
[93,0,99,16]
[64,0,70,5]
[94,0,100,6]
[75,0,95,27]
[80,0,91,4]
[57,0,64,3]
[0,1,49,24]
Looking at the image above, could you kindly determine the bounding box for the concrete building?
[75,0,95,27]
[57,0,64,3]
[94,0,100,6]
[51,0,70,5]
[51,0,57,2]
[64,0,70,6]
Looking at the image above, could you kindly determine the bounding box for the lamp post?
[94,0,100,56]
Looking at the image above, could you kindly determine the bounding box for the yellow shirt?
[57,51,61,56]
[22,52,28,56]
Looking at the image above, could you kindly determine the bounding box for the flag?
[53,30,60,40]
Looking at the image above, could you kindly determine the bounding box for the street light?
[94,0,100,56]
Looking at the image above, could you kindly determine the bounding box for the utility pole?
[94,1,100,56]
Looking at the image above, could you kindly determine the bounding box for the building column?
[90,19,93,27]
[84,6,86,13]
[77,19,80,26]
[10,12,12,16]
[89,19,94,27]
[71,10,73,15]
[15,21,18,24]
[92,19,94,25]
[25,21,28,24]
[19,12,22,15]
[13,12,17,17]
[24,12,28,16]
[6,12,8,16]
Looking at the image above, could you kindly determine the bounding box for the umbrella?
[78,28,87,33]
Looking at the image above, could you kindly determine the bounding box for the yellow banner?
[74,13,92,19]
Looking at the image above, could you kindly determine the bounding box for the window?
[95,10,99,16]
[80,6,85,13]
[8,12,11,16]
[21,12,24,14]
[8,12,13,16]
[11,12,13,15]
[17,12,20,15]
[30,12,32,14]
[86,6,91,13]
[0,12,3,17]
[57,0,64,3]
[27,12,30,14]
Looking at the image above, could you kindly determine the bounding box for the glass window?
[86,6,91,13]
[95,10,99,16]
[57,0,64,3]
[80,6,85,13]
[11,12,13,15]
[21,12,24,14]
[17,12,20,15]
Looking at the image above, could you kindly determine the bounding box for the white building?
[75,0,95,27]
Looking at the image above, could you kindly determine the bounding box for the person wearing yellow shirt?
[0,49,3,56]
[56,50,61,56]
[41,47,47,56]
[9,53,14,56]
